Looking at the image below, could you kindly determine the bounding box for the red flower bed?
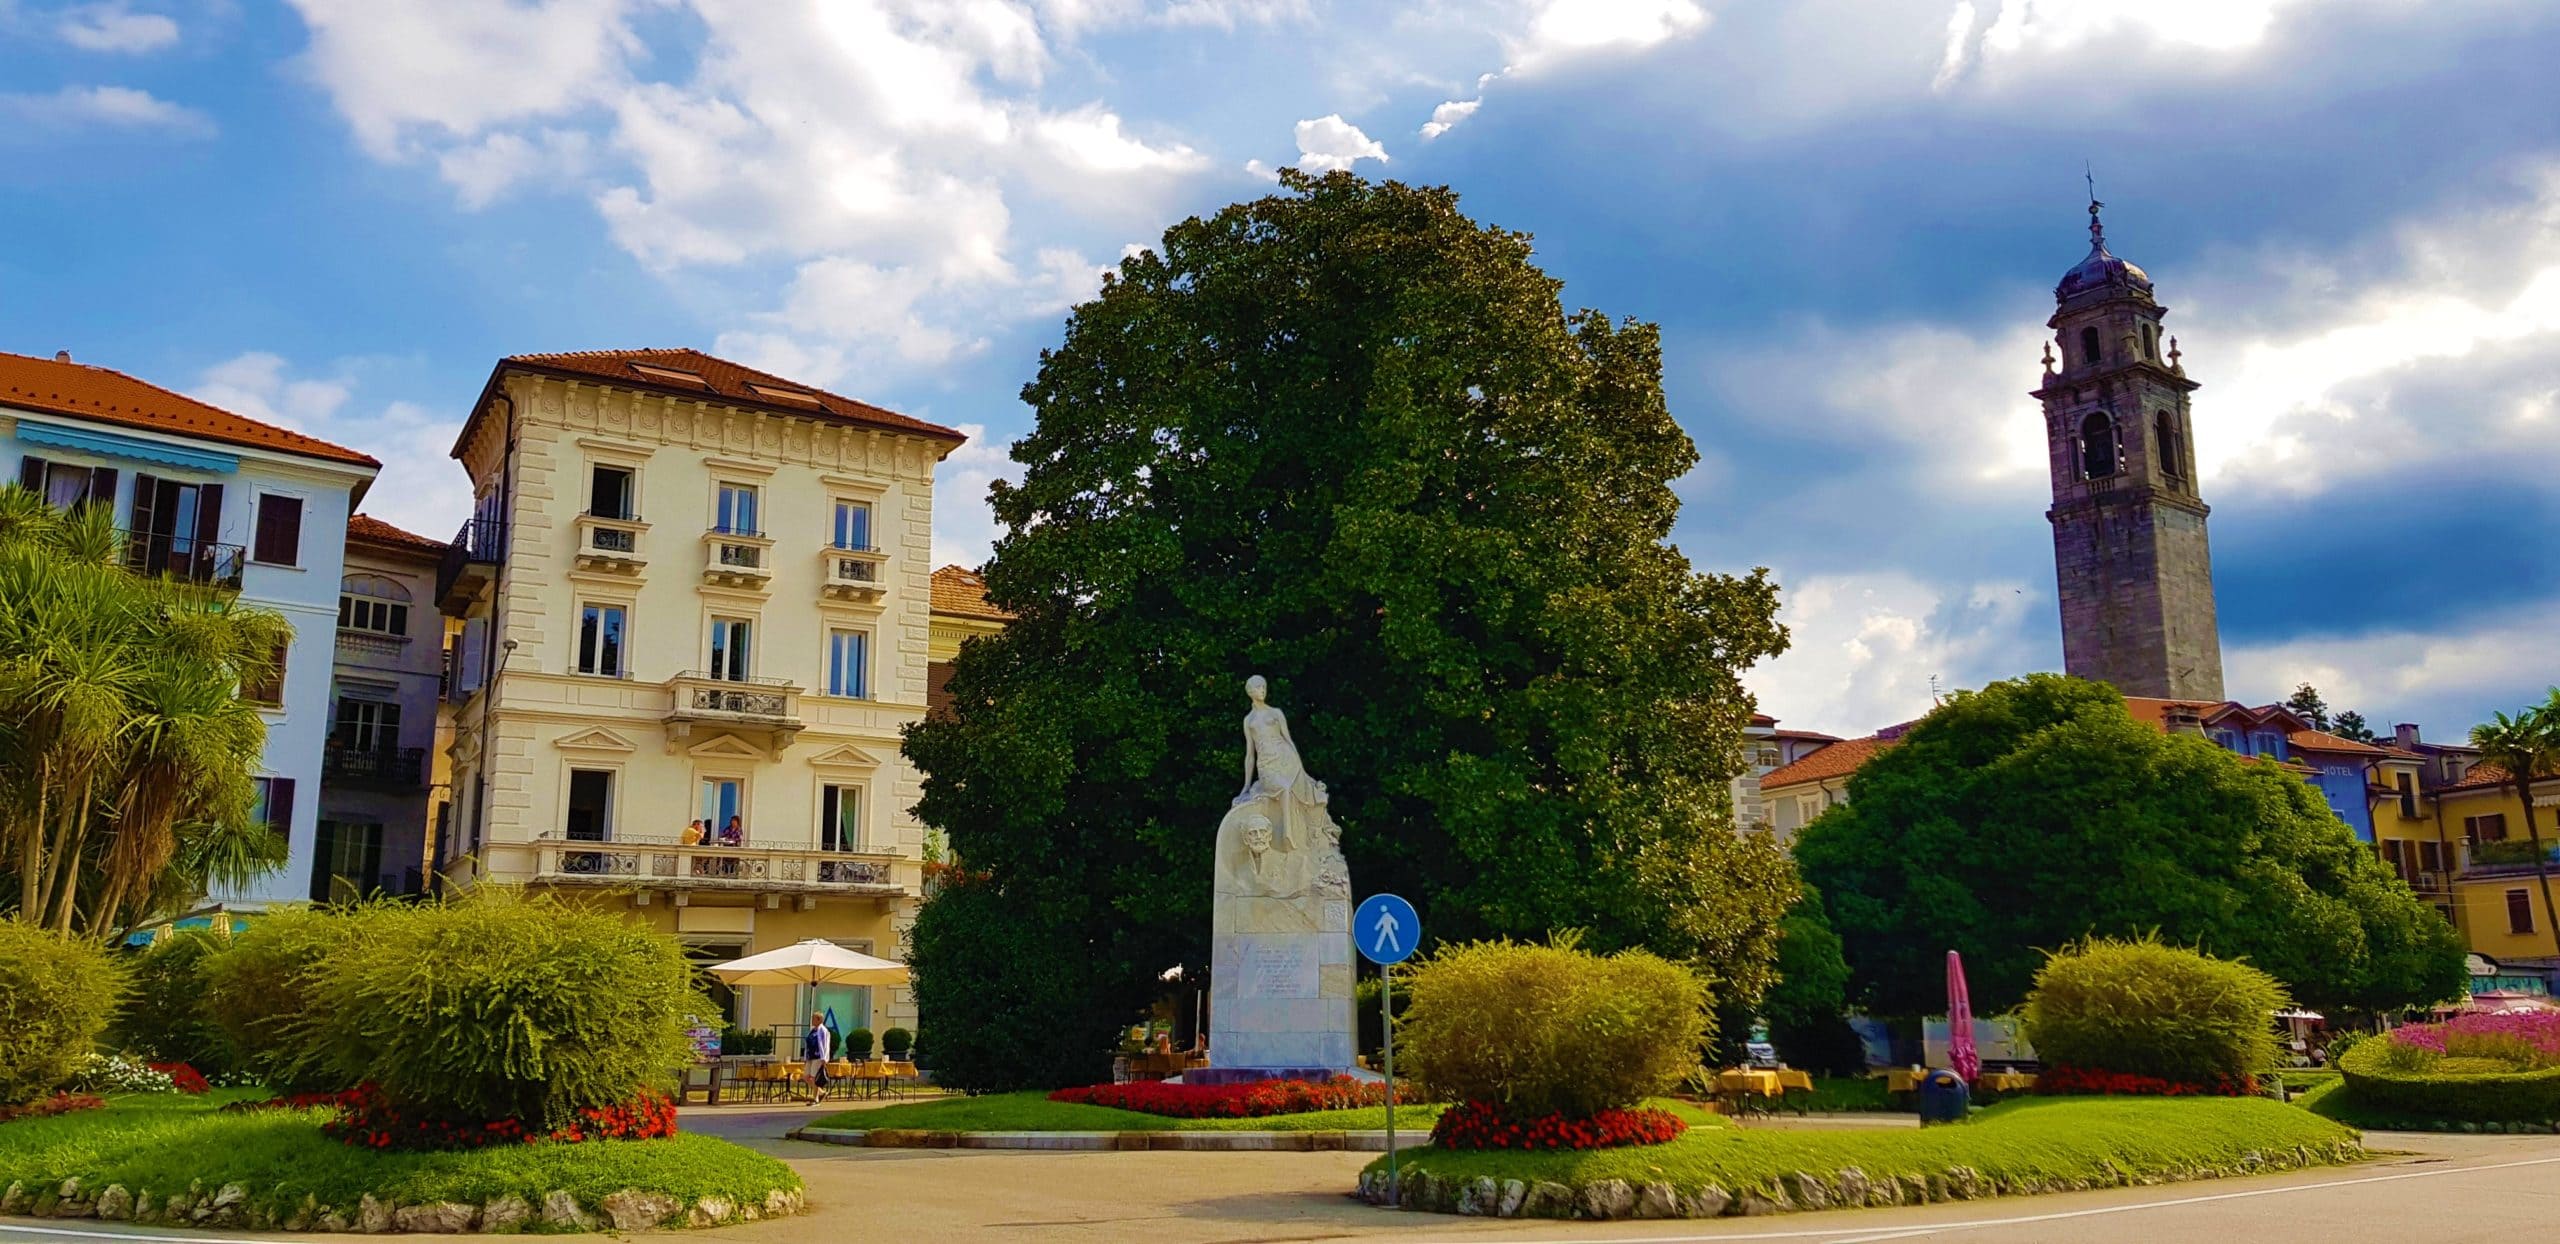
[2035,1064,2258,1097]
[147,1063,210,1094]
[318,1084,680,1151]
[0,1093,106,1125]
[1428,1100,1686,1151]
[1049,1076,1391,1119]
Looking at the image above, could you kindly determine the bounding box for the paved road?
[8,1116,2559,1243]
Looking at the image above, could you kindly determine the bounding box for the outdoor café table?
[1717,1068,1782,1116]
[1773,1068,1817,1114]
[1885,1068,1924,1095]
[1980,1071,2039,1094]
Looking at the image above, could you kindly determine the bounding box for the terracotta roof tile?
[2287,728,2388,757]
[1761,735,1894,790]
[0,350,378,468]
[476,349,965,452]
[1749,713,1776,726]
[1767,728,1845,743]
[346,513,446,555]
[930,564,1014,622]
[2446,763,2519,792]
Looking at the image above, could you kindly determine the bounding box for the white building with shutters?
[0,349,380,910]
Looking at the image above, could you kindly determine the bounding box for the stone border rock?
[790,1126,1431,1151]
[1354,1139,2368,1220]
[0,1177,805,1233]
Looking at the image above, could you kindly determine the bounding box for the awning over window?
[17,418,239,474]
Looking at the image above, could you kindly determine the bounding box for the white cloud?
[1420,97,1480,140]
[1931,1,1979,90]
[435,129,593,210]
[1709,315,2052,484]
[287,0,638,158]
[1746,569,2042,737]
[2226,605,2560,739]
[1291,114,1387,172]
[55,2,179,54]
[930,421,1024,569]
[0,84,212,135]
[1518,0,1708,66]
[187,354,471,543]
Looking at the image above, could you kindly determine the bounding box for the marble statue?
[1207,675,1355,1076]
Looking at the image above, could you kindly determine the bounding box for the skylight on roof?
[745,383,822,407]
[629,363,711,388]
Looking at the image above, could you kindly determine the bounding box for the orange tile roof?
[2287,728,2388,757]
[458,349,966,457]
[1768,728,1845,743]
[1749,713,1776,726]
[0,350,379,468]
[346,513,446,556]
[930,564,1014,622]
[1760,735,1894,790]
[2446,763,2519,793]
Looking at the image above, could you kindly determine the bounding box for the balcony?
[437,517,504,614]
[121,530,244,590]
[322,746,426,790]
[819,543,889,603]
[573,510,648,575]
[702,527,773,589]
[2462,839,2560,878]
[530,833,907,897]
[662,671,803,751]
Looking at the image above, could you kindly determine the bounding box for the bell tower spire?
[2034,194,2225,702]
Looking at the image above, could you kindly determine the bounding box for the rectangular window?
[2396,773,2418,820]
[709,617,753,681]
[253,493,303,565]
[565,769,614,843]
[715,483,759,535]
[251,776,295,843]
[577,604,628,677]
[2379,839,2405,872]
[311,821,384,902]
[825,629,868,698]
[832,500,873,551]
[243,642,287,706]
[590,466,635,520]
[333,697,402,753]
[2418,840,2445,872]
[338,594,410,636]
[20,458,114,511]
[819,784,862,852]
[2467,814,2510,843]
[2509,888,2536,935]
[699,778,744,842]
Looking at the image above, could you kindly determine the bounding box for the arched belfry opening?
[2078,412,2118,479]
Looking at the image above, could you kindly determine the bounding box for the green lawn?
[0,1091,799,1230]
[1365,1096,2362,1217]
[814,1092,1725,1134]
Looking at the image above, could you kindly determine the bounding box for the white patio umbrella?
[708,939,912,987]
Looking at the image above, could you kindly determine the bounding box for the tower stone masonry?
[2036,199,2226,702]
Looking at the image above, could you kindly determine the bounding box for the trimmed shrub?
[2020,937,2284,1088]
[843,1027,875,1060]
[1355,974,1415,1061]
[2387,1012,2560,1069]
[1398,938,1705,1120]
[1050,1076,1388,1118]
[0,922,124,1106]
[112,929,236,1077]
[2338,1036,2560,1123]
[881,1026,913,1059]
[201,905,373,1093]
[304,893,703,1130]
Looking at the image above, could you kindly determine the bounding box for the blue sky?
[3,0,2554,738]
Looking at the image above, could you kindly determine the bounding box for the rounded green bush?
[201,905,374,1093]
[881,1026,913,1059]
[843,1028,875,1060]
[1398,937,1705,1119]
[305,893,703,1128]
[112,929,236,1076]
[2021,937,2285,1086]
[2338,1038,2560,1123]
[0,921,125,1105]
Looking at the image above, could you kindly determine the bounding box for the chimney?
[53,350,71,363]
[2164,704,2206,736]
[2395,723,2421,749]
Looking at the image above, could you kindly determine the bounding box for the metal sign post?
[1354,892,1421,1209]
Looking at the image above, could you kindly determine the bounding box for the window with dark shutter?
[244,642,287,706]
[254,494,303,565]
[2509,889,2535,935]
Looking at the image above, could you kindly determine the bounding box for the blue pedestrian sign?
[1355,893,1420,965]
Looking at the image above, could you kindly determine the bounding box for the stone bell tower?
[2035,195,2225,702]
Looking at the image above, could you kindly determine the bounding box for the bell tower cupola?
[2034,191,2225,701]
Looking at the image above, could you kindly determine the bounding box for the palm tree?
[2469,701,2560,960]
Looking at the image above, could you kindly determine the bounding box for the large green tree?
[0,487,286,936]
[905,172,1794,1089]
[1795,674,2466,1018]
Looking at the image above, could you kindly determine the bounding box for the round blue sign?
[1354,893,1421,965]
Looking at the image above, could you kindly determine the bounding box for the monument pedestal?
[1208,902,1354,1076]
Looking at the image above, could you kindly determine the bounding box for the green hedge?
[1400,938,1705,1119]
[0,923,124,1106]
[112,930,236,1077]
[2020,937,2284,1086]
[2336,1038,2560,1124]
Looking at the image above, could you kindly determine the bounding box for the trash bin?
[1916,1068,1971,1125]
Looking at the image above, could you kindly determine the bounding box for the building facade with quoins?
[435,349,965,1041]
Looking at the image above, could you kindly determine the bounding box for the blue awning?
[17,418,239,474]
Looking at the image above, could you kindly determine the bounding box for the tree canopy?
[1795,674,2466,1017]
[904,171,1793,1089]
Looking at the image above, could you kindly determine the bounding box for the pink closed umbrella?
[1946,949,1980,1083]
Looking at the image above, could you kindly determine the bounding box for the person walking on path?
[803,1012,833,1104]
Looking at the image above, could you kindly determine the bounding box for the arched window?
[339,573,413,636]
[2078,412,2119,479]
[2155,411,2184,480]
[2079,326,2103,368]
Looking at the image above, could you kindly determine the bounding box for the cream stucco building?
[435,349,966,1042]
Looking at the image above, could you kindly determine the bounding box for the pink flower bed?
[2388,1012,2560,1069]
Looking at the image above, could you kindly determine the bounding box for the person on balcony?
[721,816,744,846]
[681,819,705,847]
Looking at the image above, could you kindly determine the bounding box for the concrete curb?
[789,1127,1430,1151]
